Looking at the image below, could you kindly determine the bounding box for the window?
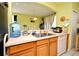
[44,15,56,29]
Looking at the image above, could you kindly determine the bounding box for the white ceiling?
[12,2,55,17]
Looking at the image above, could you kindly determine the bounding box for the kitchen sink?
[32,33,55,38]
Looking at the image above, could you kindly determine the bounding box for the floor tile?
[61,48,79,56]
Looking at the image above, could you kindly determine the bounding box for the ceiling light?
[33,17,37,21]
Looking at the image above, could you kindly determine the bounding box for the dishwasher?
[57,34,67,56]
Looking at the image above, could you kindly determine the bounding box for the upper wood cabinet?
[37,39,49,56]
[49,37,57,56]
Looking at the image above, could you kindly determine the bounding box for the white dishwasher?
[57,34,67,56]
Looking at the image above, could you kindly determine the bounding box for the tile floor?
[61,48,79,56]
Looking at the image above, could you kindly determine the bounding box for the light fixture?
[33,17,37,21]
[30,17,37,23]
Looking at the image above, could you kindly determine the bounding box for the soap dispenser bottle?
[10,15,21,38]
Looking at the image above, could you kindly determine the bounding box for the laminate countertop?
[5,32,67,47]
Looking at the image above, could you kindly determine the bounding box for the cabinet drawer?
[37,39,49,46]
[7,42,36,55]
[11,47,36,56]
[49,37,57,43]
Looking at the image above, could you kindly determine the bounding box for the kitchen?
[3,2,79,56]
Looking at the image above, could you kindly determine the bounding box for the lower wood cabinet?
[7,37,58,56]
[66,34,69,51]
[7,42,36,56]
[37,44,49,56]
[12,47,36,56]
[49,37,57,56]
[37,39,49,56]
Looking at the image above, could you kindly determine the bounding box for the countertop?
[5,32,67,47]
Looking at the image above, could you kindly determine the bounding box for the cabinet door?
[50,41,57,56]
[12,47,36,56]
[37,43,49,56]
[50,37,57,56]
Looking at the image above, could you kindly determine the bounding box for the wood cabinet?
[7,42,36,56]
[49,37,57,56]
[76,33,79,51]
[66,34,69,51]
[7,37,58,56]
[37,39,49,56]
[11,47,36,56]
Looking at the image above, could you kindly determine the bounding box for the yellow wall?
[77,24,79,28]
[56,3,72,26]
[8,2,12,37]
[72,2,79,12]
[12,13,42,30]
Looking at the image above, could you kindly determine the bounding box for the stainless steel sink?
[32,33,55,38]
